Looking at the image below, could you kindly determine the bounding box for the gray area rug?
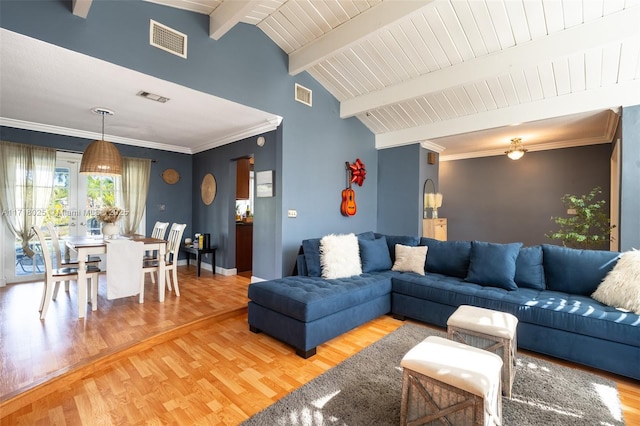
[242,323,624,425]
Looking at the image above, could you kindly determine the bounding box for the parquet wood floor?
[1,266,638,424]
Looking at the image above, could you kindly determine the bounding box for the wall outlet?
[287,209,297,218]
[159,204,166,211]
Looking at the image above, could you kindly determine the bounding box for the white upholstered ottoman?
[447,305,518,398]
[400,336,503,426]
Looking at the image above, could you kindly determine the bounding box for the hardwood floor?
[1,266,638,424]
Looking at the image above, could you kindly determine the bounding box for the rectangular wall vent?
[295,83,312,107]
[150,20,187,59]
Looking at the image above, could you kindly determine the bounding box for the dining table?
[64,234,168,317]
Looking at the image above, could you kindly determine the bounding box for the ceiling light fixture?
[505,137,528,160]
[80,108,122,176]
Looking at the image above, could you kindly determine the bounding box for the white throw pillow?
[591,249,640,314]
[392,244,428,275]
[320,233,362,279]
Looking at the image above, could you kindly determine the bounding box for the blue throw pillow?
[359,236,393,273]
[465,241,523,290]
[421,238,471,279]
[379,235,419,262]
[302,238,322,277]
[515,245,545,290]
[542,244,620,295]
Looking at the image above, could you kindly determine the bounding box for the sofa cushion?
[359,236,393,273]
[465,241,522,290]
[591,249,640,314]
[302,238,322,277]
[377,235,420,262]
[248,272,394,322]
[392,244,428,275]
[515,245,545,290]
[420,238,471,279]
[542,244,619,295]
[391,274,639,347]
[302,231,376,277]
[320,233,362,279]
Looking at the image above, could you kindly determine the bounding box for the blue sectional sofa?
[247,233,640,380]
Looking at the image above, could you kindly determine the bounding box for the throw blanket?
[106,239,144,300]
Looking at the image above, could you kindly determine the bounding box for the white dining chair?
[32,226,101,319]
[45,222,101,294]
[164,223,187,297]
[144,221,169,284]
[140,223,186,303]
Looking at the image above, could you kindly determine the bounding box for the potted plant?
[546,186,615,250]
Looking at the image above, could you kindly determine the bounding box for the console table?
[181,245,216,277]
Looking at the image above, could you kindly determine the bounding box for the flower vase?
[102,223,120,239]
[431,208,438,219]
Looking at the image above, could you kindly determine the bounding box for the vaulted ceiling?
[3,0,639,158]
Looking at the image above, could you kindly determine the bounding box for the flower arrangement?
[96,206,123,224]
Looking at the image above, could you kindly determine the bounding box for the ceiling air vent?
[295,83,312,107]
[150,20,187,59]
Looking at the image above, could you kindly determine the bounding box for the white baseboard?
[177,259,237,276]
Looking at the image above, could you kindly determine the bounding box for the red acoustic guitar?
[341,162,357,216]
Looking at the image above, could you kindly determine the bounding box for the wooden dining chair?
[140,223,186,303]
[164,223,187,297]
[144,221,169,284]
[32,226,101,319]
[45,222,101,295]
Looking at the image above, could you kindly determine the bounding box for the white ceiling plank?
[618,38,640,81]
[603,0,626,15]
[601,43,623,85]
[523,66,545,101]
[475,81,498,111]
[389,25,430,76]
[351,43,392,88]
[358,40,397,87]
[451,86,477,116]
[498,74,520,106]
[510,70,532,103]
[377,31,414,81]
[450,0,488,57]
[568,53,586,92]
[585,48,603,89]
[401,18,439,72]
[375,79,640,149]
[279,2,321,44]
[270,11,307,49]
[583,0,604,22]
[552,58,571,95]
[522,0,548,39]
[415,97,441,122]
[288,0,434,75]
[504,0,531,44]
[538,62,557,98]
[209,0,260,40]
[340,8,637,118]
[72,0,93,18]
[258,16,297,53]
[468,0,502,53]
[434,1,475,61]
[562,0,584,29]
[424,6,463,66]
[542,0,565,33]
[462,83,488,113]
[441,88,465,118]
[293,1,329,35]
[485,0,516,50]
[309,65,351,100]
[486,77,508,108]
[428,93,455,120]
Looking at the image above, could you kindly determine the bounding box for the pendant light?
[505,137,528,160]
[80,108,122,175]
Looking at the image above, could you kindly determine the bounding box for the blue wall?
[0,127,193,242]
[377,144,439,236]
[440,144,612,246]
[620,104,640,251]
[1,0,378,277]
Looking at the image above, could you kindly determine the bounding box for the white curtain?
[116,157,151,235]
[0,141,56,257]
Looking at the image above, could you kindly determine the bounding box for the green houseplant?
[546,186,615,250]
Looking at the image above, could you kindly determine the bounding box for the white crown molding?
[440,136,613,162]
[0,117,193,154]
[190,116,282,153]
[419,140,446,153]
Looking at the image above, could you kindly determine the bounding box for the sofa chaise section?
[248,272,393,358]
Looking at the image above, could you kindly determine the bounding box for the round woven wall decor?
[201,173,217,205]
[162,168,180,185]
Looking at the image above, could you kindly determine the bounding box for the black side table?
[181,244,216,277]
